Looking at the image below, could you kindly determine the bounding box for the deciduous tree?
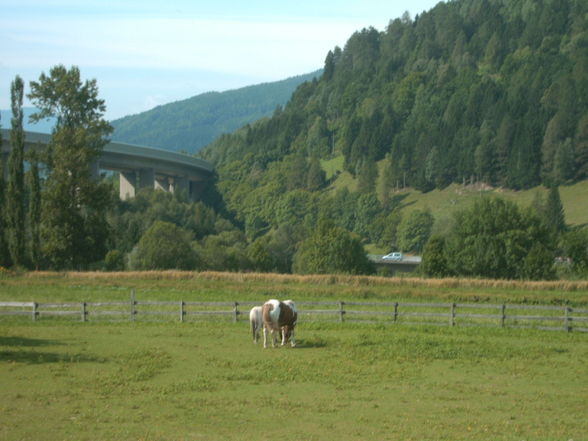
[28,65,113,269]
[130,221,197,270]
[292,219,373,275]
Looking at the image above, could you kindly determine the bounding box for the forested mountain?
[110,71,320,153]
[201,0,587,258]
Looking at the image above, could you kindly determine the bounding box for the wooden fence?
[1,293,587,333]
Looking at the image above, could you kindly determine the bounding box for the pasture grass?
[2,271,588,306]
[1,272,588,440]
[1,320,587,441]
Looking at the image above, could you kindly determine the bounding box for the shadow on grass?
[0,336,102,364]
[0,336,62,348]
[294,338,328,349]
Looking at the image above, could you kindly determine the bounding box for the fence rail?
[1,295,587,333]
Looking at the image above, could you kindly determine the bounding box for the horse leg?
[272,329,278,348]
[290,327,296,347]
[263,326,269,348]
[280,326,286,346]
[251,320,257,344]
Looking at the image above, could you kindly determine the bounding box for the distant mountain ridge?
[110,70,321,153]
[0,108,56,134]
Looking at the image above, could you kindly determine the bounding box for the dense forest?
[203,0,587,190]
[110,71,320,153]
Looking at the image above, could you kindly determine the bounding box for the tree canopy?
[28,65,114,269]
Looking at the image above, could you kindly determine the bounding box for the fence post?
[394,302,399,323]
[339,301,345,323]
[501,304,506,328]
[564,306,571,332]
[180,301,185,323]
[81,302,87,322]
[32,302,37,321]
[130,289,136,321]
[233,302,239,323]
[450,303,456,327]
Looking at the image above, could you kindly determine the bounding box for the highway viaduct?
[0,129,214,201]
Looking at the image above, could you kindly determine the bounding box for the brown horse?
[261,299,297,348]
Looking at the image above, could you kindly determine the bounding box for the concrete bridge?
[0,129,214,201]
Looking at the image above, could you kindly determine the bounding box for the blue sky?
[0,0,441,121]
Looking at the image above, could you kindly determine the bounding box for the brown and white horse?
[249,306,263,344]
[262,299,297,348]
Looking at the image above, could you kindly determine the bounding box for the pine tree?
[323,50,335,81]
[545,185,566,234]
[357,159,378,193]
[6,76,26,267]
[306,157,326,191]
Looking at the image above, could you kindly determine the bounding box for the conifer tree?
[6,76,26,267]
[306,157,326,191]
[545,186,566,234]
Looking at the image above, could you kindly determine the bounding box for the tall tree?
[421,235,450,278]
[306,157,326,191]
[292,219,373,275]
[6,76,26,267]
[28,65,113,269]
[0,112,9,267]
[545,185,566,234]
[397,209,435,254]
[27,151,41,270]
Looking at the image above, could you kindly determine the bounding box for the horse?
[261,299,297,348]
[249,306,263,344]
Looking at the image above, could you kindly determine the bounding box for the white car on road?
[382,252,402,261]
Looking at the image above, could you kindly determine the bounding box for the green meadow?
[324,155,588,231]
[1,272,588,440]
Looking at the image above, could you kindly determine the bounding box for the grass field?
[1,272,588,440]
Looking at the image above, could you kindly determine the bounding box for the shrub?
[292,219,374,275]
[103,250,125,271]
[130,221,197,270]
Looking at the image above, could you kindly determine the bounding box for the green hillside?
[198,0,588,277]
[110,71,321,153]
[326,155,588,227]
[404,180,588,227]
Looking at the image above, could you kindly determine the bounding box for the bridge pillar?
[120,171,137,200]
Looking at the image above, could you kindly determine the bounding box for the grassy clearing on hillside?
[1,319,586,441]
[403,181,588,227]
[324,154,588,227]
